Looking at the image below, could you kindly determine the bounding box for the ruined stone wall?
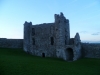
[0,38,23,48]
[23,21,32,52]
[31,23,56,57]
[81,43,100,58]
[73,33,82,60]
[23,12,82,61]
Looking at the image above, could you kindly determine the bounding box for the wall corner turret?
[23,21,32,53]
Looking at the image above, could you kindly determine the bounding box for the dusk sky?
[0,0,100,43]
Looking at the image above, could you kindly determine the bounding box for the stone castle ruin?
[23,12,81,61]
[0,12,100,61]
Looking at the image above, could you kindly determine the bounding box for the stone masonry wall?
[30,23,56,57]
[0,38,23,48]
[54,13,70,60]
[81,43,100,58]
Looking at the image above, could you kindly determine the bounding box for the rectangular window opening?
[51,37,54,45]
[32,38,35,45]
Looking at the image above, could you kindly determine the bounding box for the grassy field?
[0,48,100,75]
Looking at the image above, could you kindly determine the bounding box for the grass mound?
[0,48,100,75]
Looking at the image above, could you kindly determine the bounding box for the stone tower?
[23,21,32,53]
[54,12,70,60]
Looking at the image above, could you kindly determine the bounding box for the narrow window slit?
[51,37,54,45]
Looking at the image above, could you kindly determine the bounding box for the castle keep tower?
[23,12,82,61]
[54,12,70,59]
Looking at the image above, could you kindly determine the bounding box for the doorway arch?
[66,48,74,61]
[42,53,45,57]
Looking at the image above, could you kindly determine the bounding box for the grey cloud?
[92,33,99,35]
[80,31,88,34]
[91,32,100,35]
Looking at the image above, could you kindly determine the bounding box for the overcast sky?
[0,0,100,43]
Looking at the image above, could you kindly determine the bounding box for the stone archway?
[66,48,74,61]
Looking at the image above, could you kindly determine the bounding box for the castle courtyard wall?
[0,38,23,48]
[81,43,100,58]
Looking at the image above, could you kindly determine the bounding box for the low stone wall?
[81,43,100,58]
[0,38,23,48]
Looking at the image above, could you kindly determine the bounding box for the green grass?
[0,48,100,75]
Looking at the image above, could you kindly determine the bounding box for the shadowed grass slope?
[0,48,100,75]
